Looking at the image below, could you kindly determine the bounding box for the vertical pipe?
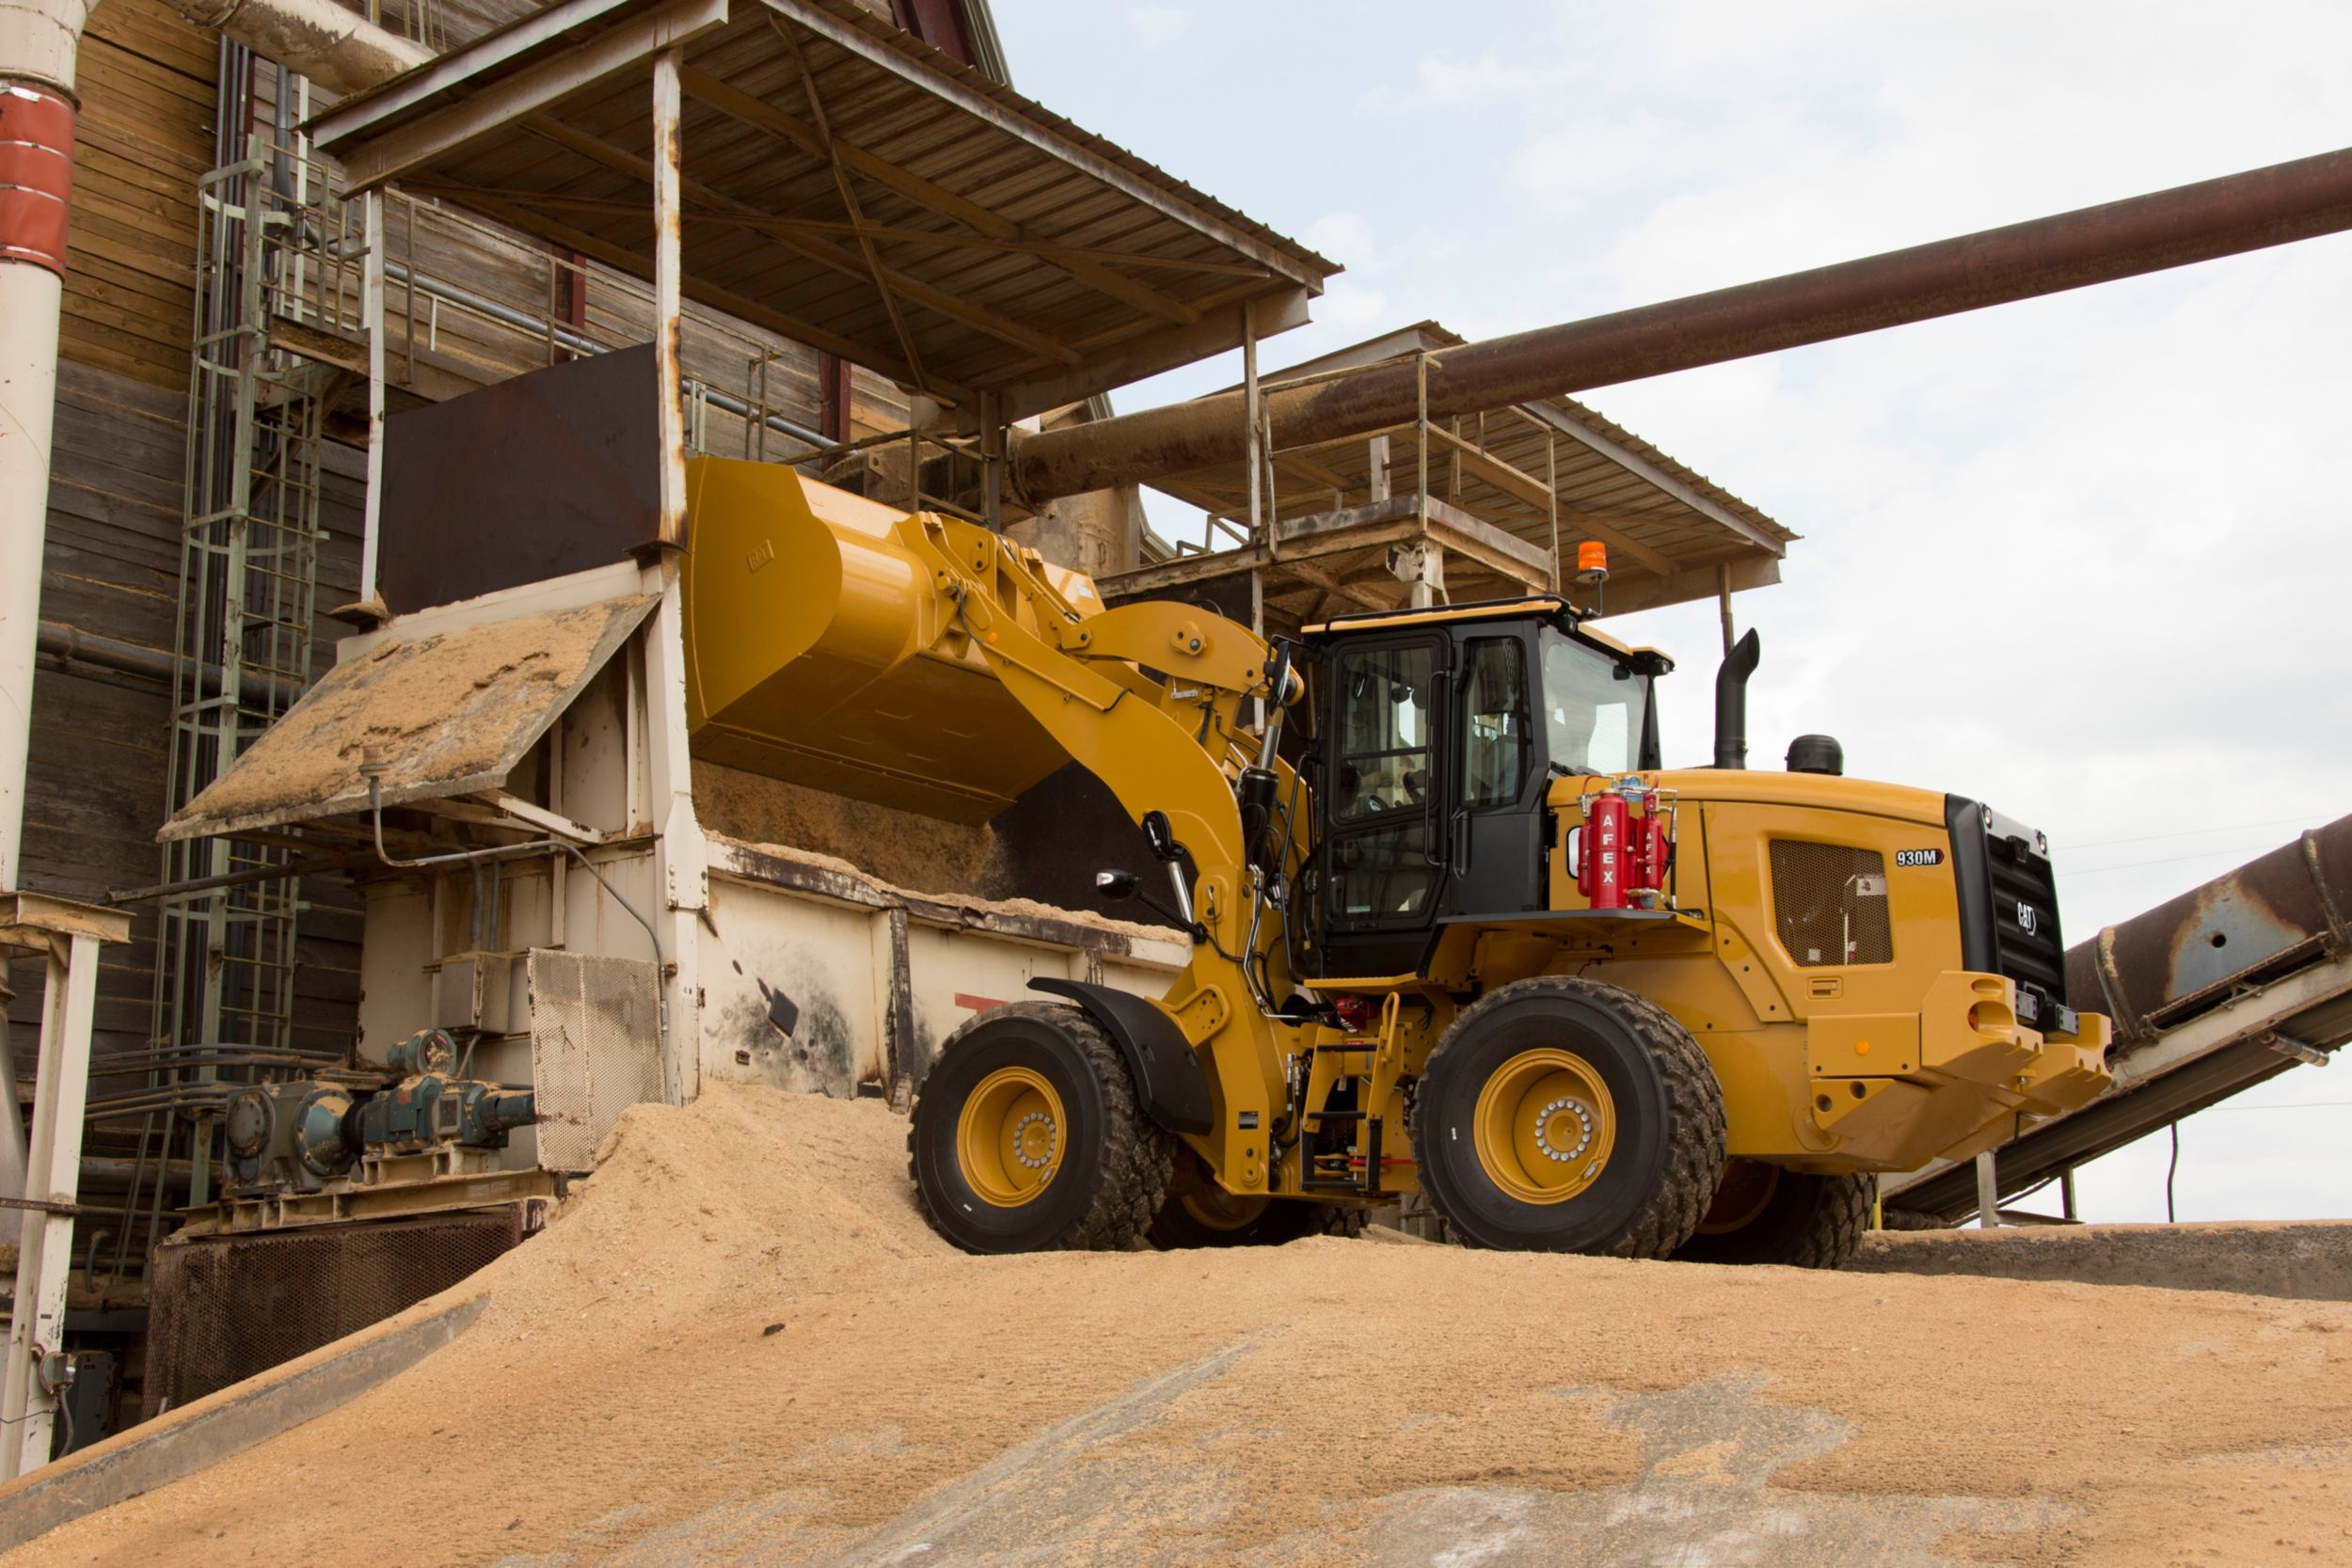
[0,55,81,893]
[1975,1148,2000,1229]
[651,47,685,546]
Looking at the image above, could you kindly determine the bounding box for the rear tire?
[1672,1163,1873,1268]
[1149,1150,1365,1247]
[1412,976,1725,1256]
[908,1001,1174,1254]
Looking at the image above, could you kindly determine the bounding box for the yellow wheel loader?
[684,458,2111,1267]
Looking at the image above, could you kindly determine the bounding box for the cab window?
[1541,628,1646,775]
[1462,638,1532,807]
[1333,644,1436,821]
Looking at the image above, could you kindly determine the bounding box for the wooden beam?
[676,61,1211,321]
[1520,398,1786,556]
[324,0,733,189]
[991,284,1311,428]
[307,0,648,147]
[454,191,951,395]
[520,115,1085,369]
[1280,556,1390,613]
[1423,422,1677,576]
[760,0,1331,288]
[779,20,927,390]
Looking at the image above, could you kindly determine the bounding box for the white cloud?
[1123,3,1191,50]
[1366,50,1575,110]
[994,0,2352,1220]
[1303,211,1378,271]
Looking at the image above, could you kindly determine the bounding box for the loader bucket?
[680,455,1090,824]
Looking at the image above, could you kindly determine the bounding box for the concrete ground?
[1851,1220,2352,1300]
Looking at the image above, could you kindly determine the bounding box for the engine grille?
[1769,841,1893,967]
[144,1208,523,1419]
[1947,796,2069,1022]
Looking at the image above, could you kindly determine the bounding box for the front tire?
[1412,977,1725,1256]
[1672,1163,1873,1268]
[908,1002,1174,1254]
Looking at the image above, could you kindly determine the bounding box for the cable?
[2166,1121,2181,1223]
[2062,814,2333,853]
[2058,845,2314,880]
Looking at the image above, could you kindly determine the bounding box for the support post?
[358,186,386,607]
[1241,302,1261,540]
[1546,434,1561,593]
[651,47,686,546]
[0,927,101,1478]
[1975,1149,2000,1229]
[1718,562,1735,660]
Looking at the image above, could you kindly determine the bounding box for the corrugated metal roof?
[310,0,1337,421]
[1140,322,1795,618]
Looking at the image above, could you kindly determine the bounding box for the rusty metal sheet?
[2067,814,2352,1046]
[160,594,657,842]
[379,344,661,615]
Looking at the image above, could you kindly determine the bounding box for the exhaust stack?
[1713,629,1761,771]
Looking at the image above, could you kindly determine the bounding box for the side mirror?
[1141,809,1178,863]
[1094,869,1139,901]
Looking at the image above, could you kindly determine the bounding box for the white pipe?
[172,0,427,96]
[0,0,88,895]
[0,261,60,896]
[0,0,88,94]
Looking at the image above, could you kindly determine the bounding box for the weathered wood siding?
[5,363,366,1069]
[62,0,216,391]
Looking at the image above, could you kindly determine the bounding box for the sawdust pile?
[694,760,1009,897]
[705,828,1183,947]
[25,1085,2352,1568]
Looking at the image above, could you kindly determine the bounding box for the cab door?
[1444,629,1547,917]
[1318,633,1447,975]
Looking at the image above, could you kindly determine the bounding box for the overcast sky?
[994,1,2352,1223]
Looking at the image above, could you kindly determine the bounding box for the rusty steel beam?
[1009,144,2352,504]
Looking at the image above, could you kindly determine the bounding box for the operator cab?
[1298,595,1669,976]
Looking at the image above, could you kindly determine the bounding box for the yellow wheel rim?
[955,1067,1065,1208]
[1180,1187,1271,1231]
[1696,1159,1781,1234]
[1472,1048,1617,1206]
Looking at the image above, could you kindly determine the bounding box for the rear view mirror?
[1094,869,1139,901]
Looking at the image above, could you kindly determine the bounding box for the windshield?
[1540,628,1650,775]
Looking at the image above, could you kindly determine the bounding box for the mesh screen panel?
[145,1209,521,1418]
[1769,842,1893,967]
[529,949,663,1171]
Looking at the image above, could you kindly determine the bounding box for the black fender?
[1026,978,1214,1135]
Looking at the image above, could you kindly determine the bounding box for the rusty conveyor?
[1888,815,2352,1219]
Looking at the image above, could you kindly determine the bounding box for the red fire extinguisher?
[1577,788,1630,910]
[1631,808,1670,903]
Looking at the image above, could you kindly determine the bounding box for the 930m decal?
[1895,848,1945,867]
